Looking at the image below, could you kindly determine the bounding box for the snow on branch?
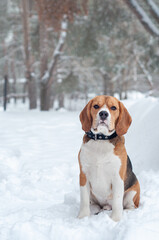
[41,16,68,85]
[146,0,159,23]
[123,0,159,37]
[137,59,153,88]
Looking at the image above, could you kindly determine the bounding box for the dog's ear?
[80,100,92,132]
[116,101,132,136]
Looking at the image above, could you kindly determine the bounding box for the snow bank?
[0,97,159,240]
[125,97,159,172]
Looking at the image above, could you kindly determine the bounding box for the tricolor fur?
[78,95,140,221]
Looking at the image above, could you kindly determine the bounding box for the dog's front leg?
[78,181,90,219]
[111,176,124,222]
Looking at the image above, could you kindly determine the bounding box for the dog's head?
[80,95,132,136]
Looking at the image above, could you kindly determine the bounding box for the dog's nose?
[99,111,109,120]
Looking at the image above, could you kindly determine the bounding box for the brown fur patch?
[78,150,87,186]
[83,134,91,144]
[79,100,93,132]
[113,138,127,180]
[125,180,140,208]
[115,101,132,136]
[109,135,125,146]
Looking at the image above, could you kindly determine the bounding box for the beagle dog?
[78,95,140,222]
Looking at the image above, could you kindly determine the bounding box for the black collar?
[85,131,117,141]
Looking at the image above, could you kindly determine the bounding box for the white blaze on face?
[91,105,114,136]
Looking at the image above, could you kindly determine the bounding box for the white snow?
[5,31,13,44]
[0,96,159,239]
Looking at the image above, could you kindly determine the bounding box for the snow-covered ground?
[0,96,159,240]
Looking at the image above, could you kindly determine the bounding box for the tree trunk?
[119,91,122,100]
[50,95,55,109]
[3,75,8,111]
[39,21,48,78]
[22,82,27,103]
[109,81,114,97]
[103,73,110,95]
[21,0,37,109]
[28,76,37,109]
[103,79,107,95]
[58,93,64,109]
[40,17,68,111]
[11,57,17,104]
[39,20,50,111]
[124,91,128,99]
[40,84,51,111]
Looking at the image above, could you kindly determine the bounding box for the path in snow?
[0,98,159,240]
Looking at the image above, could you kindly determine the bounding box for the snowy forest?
[0,0,159,111]
[1,1,159,239]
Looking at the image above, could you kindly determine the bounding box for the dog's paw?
[90,204,101,215]
[78,208,90,219]
[103,204,112,211]
[111,211,122,222]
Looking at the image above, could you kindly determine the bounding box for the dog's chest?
[80,140,121,205]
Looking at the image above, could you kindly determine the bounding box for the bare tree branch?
[137,58,153,88]
[123,0,159,37]
[41,16,68,88]
[21,0,30,73]
[146,0,159,23]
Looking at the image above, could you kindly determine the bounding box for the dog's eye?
[111,106,117,111]
[94,105,99,109]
